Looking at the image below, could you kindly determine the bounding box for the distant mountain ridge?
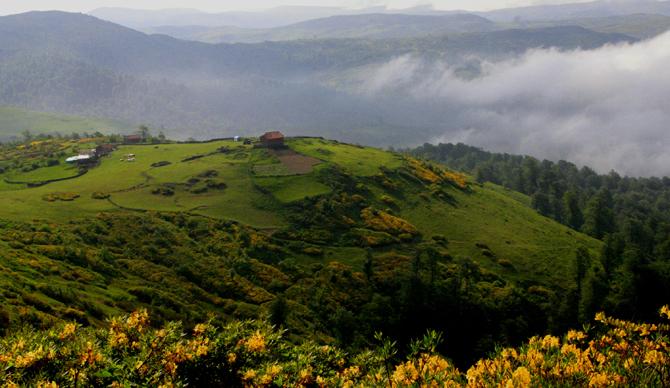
[0,11,638,143]
[89,5,393,29]
[90,1,670,31]
[148,13,497,43]
[479,0,670,22]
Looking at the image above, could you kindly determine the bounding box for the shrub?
[42,192,80,202]
[380,195,397,207]
[302,247,324,256]
[151,161,172,168]
[91,192,110,200]
[6,308,667,387]
[151,186,175,197]
[498,259,515,269]
[361,207,418,236]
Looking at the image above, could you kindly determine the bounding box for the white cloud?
[360,32,670,176]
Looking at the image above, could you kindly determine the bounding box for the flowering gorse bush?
[467,306,670,387]
[0,306,668,387]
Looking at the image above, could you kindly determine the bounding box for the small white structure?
[234,136,240,142]
[66,154,92,164]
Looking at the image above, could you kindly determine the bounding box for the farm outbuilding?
[65,155,92,164]
[123,135,143,144]
[96,144,116,156]
[260,131,285,149]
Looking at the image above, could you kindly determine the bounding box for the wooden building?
[260,131,285,148]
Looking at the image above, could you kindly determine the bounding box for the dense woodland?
[411,143,670,324]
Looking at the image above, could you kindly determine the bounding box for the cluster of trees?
[0,126,168,148]
[410,143,670,323]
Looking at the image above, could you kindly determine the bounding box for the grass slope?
[0,137,600,289]
[0,106,133,140]
[0,136,607,365]
[401,182,599,287]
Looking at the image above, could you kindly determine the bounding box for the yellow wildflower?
[126,310,149,332]
[244,331,266,353]
[512,366,531,388]
[59,323,76,340]
[589,372,609,387]
[193,323,208,336]
[37,381,58,388]
[624,358,635,370]
[242,369,257,381]
[541,335,560,349]
[227,352,237,364]
[164,361,177,376]
[392,362,419,385]
[644,350,666,365]
[567,330,587,343]
[341,365,361,379]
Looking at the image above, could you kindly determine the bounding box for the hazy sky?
[0,0,594,15]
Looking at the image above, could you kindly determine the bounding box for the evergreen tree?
[582,189,615,239]
[601,233,625,277]
[578,265,608,323]
[138,125,151,141]
[531,191,552,217]
[364,249,374,281]
[269,294,289,327]
[563,191,584,230]
[574,247,590,295]
[607,248,643,317]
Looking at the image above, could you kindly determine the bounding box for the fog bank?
[360,32,670,176]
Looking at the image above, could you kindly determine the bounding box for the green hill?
[0,136,601,365]
[0,106,132,141]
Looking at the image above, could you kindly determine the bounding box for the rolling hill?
[0,134,602,366]
[480,0,670,23]
[89,5,392,29]
[506,13,670,39]
[0,106,132,141]
[148,13,497,44]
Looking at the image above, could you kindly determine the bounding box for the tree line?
[410,143,670,323]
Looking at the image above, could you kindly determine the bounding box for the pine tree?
[578,265,608,323]
[364,249,374,281]
[563,191,584,230]
[575,247,590,295]
[582,189,615,239]
[531,191,552,217]
[269,294,289,327]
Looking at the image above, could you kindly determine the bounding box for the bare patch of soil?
[270,149,321,175]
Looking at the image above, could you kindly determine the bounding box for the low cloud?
[358,32,670,176]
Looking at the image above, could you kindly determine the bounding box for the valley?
[1,1,669,385]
